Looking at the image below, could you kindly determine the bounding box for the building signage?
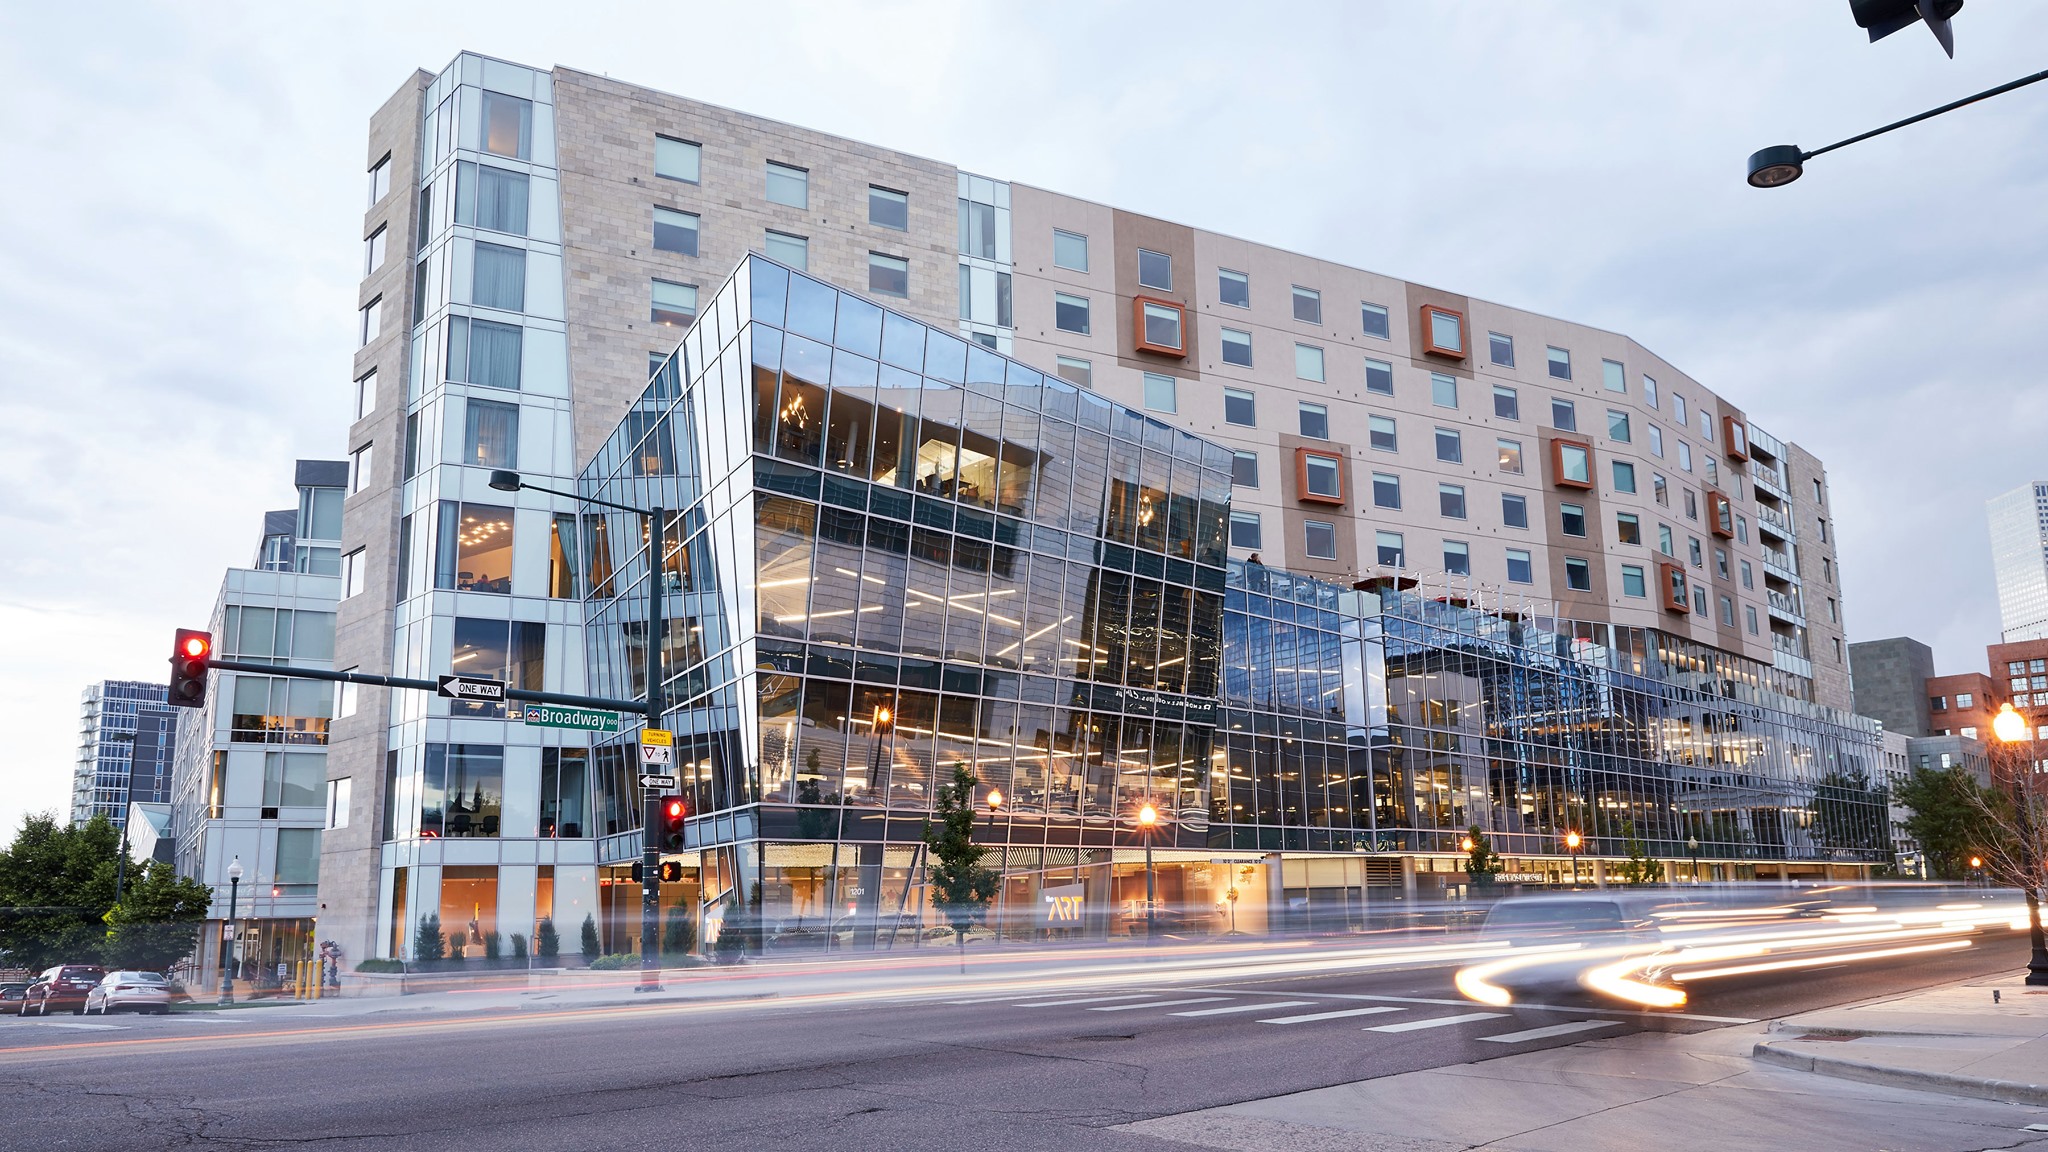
[511,703,620,732]
[1074,683,1217,727]
[435,674,504,702]
[1042,882,1085,924]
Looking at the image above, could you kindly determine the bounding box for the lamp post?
[219,856,243,1004]
[1991,702,2048,986]
[1137,803,1160,940]
[490,469,666,992]
[1687,836,1701,884]
[1747,66,2048,188]
[1564,830,1583,888]
[869,705,893,803]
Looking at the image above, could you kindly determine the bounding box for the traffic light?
[630,861,644,883]
[1849,0,1962,58]
[659,795,688,851]
[659,860,683,883]
[169,629,212,708]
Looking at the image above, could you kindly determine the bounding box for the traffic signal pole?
[640,505,665,994]
[197,658,645,715]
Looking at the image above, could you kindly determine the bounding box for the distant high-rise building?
[72,680,175,831]
[1989,481,2048,643]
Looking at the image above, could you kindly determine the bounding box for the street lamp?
[1991,702,2048,986]
[1687,836,1701,883]
[1747,66,2048,188]
[1564,830,1583,888]
[1137,803,1160,940]
[219,856,243,1004]
[490,469,667,992]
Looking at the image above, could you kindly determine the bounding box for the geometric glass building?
[1989,481,2048,643]
[72,680,175,832]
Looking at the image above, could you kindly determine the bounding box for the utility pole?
[640,505,666,994]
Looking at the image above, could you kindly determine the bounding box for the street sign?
[640,743,673,767]
[436,674,505,702]
[638,773,678,789]
[511,703,620,732]
[640,728,673,746]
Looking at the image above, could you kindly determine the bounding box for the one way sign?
[437,674,505,701]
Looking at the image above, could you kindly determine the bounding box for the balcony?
[1762,549,1800,583]
[1755,502,1795,540]
[1767,589,1805,625]
[1750,461,1790,500]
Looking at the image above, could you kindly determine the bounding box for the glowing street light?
[1564,830,1584,888]
[1991,702,2048,985]
[1137,803,1160,940]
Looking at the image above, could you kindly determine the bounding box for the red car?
[20,965,106,1016]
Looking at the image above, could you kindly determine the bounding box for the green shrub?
[483,931,502,962]
[510,933,528,960]
[536,918,560,962]
[662,912,696,958]
[412,914,444,965]
[355,958,406,974]
[586,953,642,971]
[580,913,601,962]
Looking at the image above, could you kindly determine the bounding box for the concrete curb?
[1752,1039,2048,1107]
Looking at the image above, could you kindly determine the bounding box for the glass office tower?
[568,256,1888,951]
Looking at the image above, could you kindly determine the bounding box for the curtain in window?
[435,500,460,590]
[476,167,529,235]
[511,621,545,691]
[473,243,526,312]
[466,399,519,468]
[549,514,581,598]
[469,319,523,389]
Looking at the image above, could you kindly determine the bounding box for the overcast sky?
[3,2,2044,838]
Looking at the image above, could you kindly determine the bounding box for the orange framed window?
[1295,447,1346,505]
[1133,295,1186,357]
[1420,305,1466,359]
[1723,416,1749,461]
[1550,437,1593,490]
[1710,492,1735,538]
[1658,561,1689,613]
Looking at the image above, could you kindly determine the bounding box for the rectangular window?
[465,398,519,468]
[1365,357,1394,396]
[868,252,909,298]
[1678,441,1693,473]
[359,297,381,346]
[1828,597,1839,623]
[1740,560,1753,589]
[1616,512,1641,545]
[435,500,514,594]
[652,279,698,328]
[1613,459,1636,493]
[1492,384,1519,419]
[548,513,580,599]
[1434,427,1462,463]
[1137,248,1172,291]
[1673,395,1688,425]
[1560,502,1586,537]
[459,163,529,236]
[1443,540,1471,575]
[1231,450,1260,488]
[1688,537,1703,568]
[1218,267,1249,306]
[1546,346,1571,380]
[341,548,366,599]
[1555,441,1590,486]
[1683,488,1698,520]
[1055,355,1092,389]
[326,777,352,830]
[349,443,373,495]
[1223,387,1256,427]
[1621,564,1647,598]
[1053,229,1089,271]
[1369,414,1397,452]
[482,92,531,160]
[1139,300,1184,351]
[869,185,909,230]
[1506,548,1534,584]
[1719,596,1735,627]
[1606,409,1631,442]
[1648,424,1664,458]
[1700,410,1714,441]
[1292,286,1321,324]
[1502,493,1529,529]
[1374,530,1403,567]
[1361,302,1390,339]
[1302,452,1343,500]
[473,242,526,312]
[653,207,700,256]
[1220,326,1253,367]
[1229,511,1262,550]
[1602,359,1626,393]
[1715,547,1730,579]
[365,226,386,275]
[1299,402,1330,440]
[1565,557,1592,591]
[1659,524,1674,555]
[1746,604,1759,634]
[655,136,701,183]
[1652,473,1668,506]
[764,230,808,271]
[1643,376,1659,408]
[451,317,524,390]
[1142,372,1177,413]
[1422,307,1464,357]
[368,154,391,206]
[1693,588,1708,618]
[1438,483,1467,519]
[1054,292,1090,334]
[1489,332,1515,367]
[1957,692,1975,708]
[1294,343,1325,382]
[355,369,377,421]
[1306,521,1340,561]
[1430,373,1458,409]
[1551,398,1577,431]
[766,161,808,208]
[1497,438,1524,474]
[1372,472,1401,509]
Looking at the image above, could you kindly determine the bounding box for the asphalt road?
[0,935,2023,1151]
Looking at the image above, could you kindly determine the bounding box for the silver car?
[84,971,172,1015]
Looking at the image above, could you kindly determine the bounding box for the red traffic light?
[181,634,209,659]
[664,798,685,820]
[168,629,213,708]
[658,795,687,850]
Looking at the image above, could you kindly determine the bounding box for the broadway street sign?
[510,703,620,732]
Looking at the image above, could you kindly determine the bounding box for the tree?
[535,917,560,963]
[579,913,601,962]
[0,812,121,970]
[1613,821,1661,886]
[1462,825,1505,888]
[1896,766,2003,880]
[922,762,1000,971]
[413,914,445,966]
[102,859,214,971]
[662,910,696,958]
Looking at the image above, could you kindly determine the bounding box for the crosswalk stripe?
[1259,1006,1407,1025]
[1170,1000,1316,1018]
[1367,1012,1506,1033]
[1088,997,1231,1012]
[943,993,1077,1004]
[1014,994,1158,1007]
[1478,1020,1622,1044]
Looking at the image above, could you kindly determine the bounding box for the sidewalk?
[1753,969,2048,1106]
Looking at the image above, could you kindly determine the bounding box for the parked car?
[20,965,107,1016]
[0,983,28,1016]
[85,971,172,1015]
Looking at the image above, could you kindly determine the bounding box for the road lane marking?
[943,993,1081,1004]
[1259,1006,1407,1024]
[1367,1012,1506,1033]
[1088,997,1231,1012]
[1170,1000,1316,1017]
[1182,988,1751,1024]
[1478,1020,1622,1044]
[41,1023,125,1031]
[1015,994,1159,1007]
